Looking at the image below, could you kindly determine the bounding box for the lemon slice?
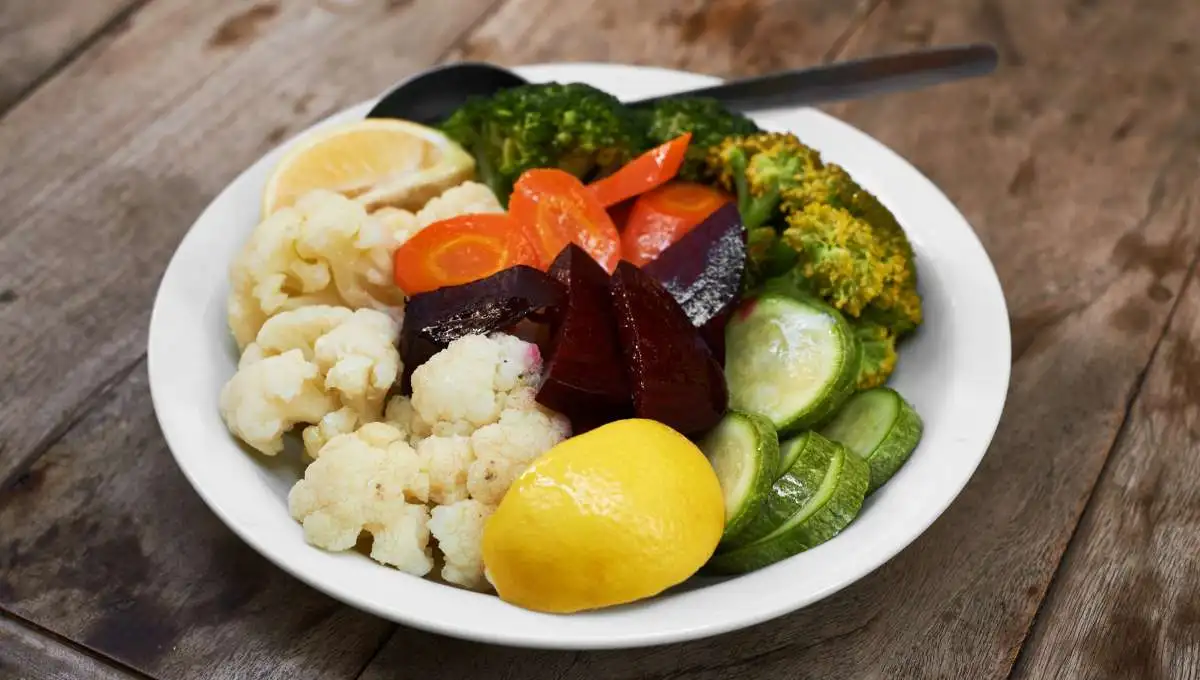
[262,118,475,217]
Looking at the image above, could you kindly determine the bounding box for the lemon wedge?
[262,118,475,217]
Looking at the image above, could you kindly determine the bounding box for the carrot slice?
[621,181,732,266]
[509,168,622,273]
[588,133,692,208]
[393,213,540,295]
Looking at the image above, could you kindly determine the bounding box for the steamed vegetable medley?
[218,81,925,613]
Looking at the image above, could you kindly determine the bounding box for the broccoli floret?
[708,133,822,230]
[786,165,921,334]
[641,98,760,181]
[706,131,922,337]
[850,318,898,390]
[440,83,647,203]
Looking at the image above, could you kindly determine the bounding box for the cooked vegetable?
[642,201,745,329]
[699,411,779,544]
[589,133,692,208]
[537,245,634,432]
[227,189,410,349]
[219,306,400,456]
[392,213,540,295]
[721,431,846,549]
[641,97,761,181]
[709,132,823,230]
[621,181,732,266]
[397,265,565,394]
[611,261,728,436]
[428,499,495,590]
[724,283,859,436]
[439,82,647,203]
[706,434,869,574]
[289,422,434,575]
[706,132,923,338]
[850,317,899,390]
[819,387,923,494]
[508,168,622,272]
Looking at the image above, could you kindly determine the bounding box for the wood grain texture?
[0,0,145,111]
[0,613,144,680]
[448,0,876,75]
[1013,232,1200,675]
[0,0,497,485]
[359,0,1200,678]
[0,364,396,679]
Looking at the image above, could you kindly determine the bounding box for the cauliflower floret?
[384,395,433,443]
[467,407,571,505]
[221,306,400,455]
[301,406,362,458]
[411,333,543,433]
[428,499,495,590]
[415,182,503,228]
[219,349,338,456]
[227,190,411,348]
[312,308,400,415]
[417,435,474,504]
[289,423,433,575]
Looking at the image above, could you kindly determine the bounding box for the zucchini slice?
[724,292,859,436]
[720,431,843,550]
[700,411,779,544]
[820,387,923,494]
[706,438,869,575]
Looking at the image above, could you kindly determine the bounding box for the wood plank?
[0,364,397,679]
[0,0,145,111]
[447,0,876,75]
[0,0,497,485]
[1012,250,1200,673]
[359,0,1200,677]
[0,613,144,680]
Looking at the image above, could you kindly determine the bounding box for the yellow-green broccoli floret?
[850,318,898,390]
[708,133,823,230]
[783,164,922,334]
[781,203,909,318]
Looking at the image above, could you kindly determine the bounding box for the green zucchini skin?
[820,387,924,494]
[724,286,861,438]
[705,437,870,574]
[701,411,780,545]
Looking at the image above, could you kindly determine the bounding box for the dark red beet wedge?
[536,245,633,433]
[642,201,746,339]
[610,261,728,436]
[398,265,564,394]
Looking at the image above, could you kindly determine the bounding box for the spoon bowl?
[366,61,528,124]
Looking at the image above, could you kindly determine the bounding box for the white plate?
[148,63,1010,649]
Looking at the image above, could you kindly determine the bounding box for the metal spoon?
[366,43,999,124]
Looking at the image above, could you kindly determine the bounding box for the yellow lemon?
[261,118,474,217]
[482,418,725,613]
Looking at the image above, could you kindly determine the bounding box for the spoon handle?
[628,43,999,111]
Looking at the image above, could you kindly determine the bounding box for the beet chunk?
[610,261,728,436]
[398,265,564,394]
[642,201,746,332]
[536,245,633,433]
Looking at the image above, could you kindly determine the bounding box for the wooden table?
[2,0,1198,678]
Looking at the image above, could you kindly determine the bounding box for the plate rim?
[147,61,1011,650]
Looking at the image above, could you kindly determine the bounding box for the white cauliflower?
[417,435,474,504]
[384,395,433,443]
[227,190,410,348]
[219,349,338,456]
[289,423,433,575]
[428,500,495,590]
[411,333,544,433]
[220,306,399,455]
[468,407,571,505]
[414,182,503,228]
[301,406,362,458]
